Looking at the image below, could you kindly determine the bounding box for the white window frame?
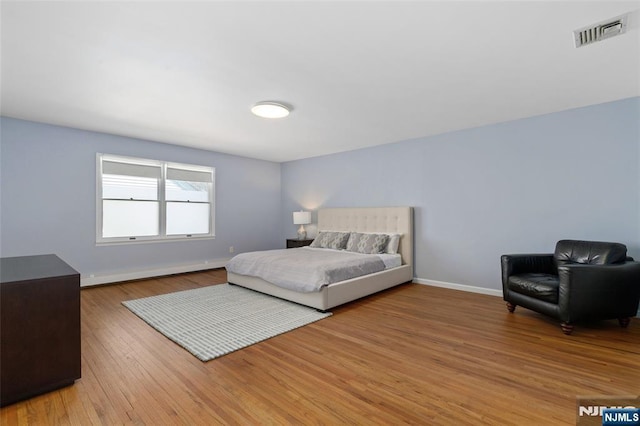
[96,153,215,245]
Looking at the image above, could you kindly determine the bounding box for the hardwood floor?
[2,269,638,425]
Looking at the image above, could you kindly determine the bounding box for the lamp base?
[297,225,307,240]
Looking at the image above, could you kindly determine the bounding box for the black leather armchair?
[501,240,640,334]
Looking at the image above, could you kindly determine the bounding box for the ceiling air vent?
[573,13,629,48]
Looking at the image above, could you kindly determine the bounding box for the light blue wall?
[282,97,640,291]
[0,117,282,277]
[2,98,638,291]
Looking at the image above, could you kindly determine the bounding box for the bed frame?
[227,206,414,310]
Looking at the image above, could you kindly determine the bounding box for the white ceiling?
[1,1,639,162]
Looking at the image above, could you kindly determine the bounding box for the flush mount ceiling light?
[251,101,291,119]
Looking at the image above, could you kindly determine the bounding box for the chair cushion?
[554,240,627,266]
[508,273,559,304]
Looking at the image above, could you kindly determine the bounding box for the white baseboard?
[80,258,231,287]
[413,277,503,297]
[80,267,640,318]
[414,278,640,318]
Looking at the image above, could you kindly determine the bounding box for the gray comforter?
[225,247,386,293]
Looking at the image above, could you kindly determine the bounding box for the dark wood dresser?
[0,254,81,407]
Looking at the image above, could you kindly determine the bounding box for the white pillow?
[385,233,401,254]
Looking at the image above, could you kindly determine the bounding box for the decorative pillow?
[341,231,401,254]
[346,232,390,254]
[310,231,350,250]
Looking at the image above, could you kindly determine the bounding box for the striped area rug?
[122,284,332,361]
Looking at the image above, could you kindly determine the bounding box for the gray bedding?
[225,247,386,293]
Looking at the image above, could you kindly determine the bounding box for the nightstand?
[286,238,314,248]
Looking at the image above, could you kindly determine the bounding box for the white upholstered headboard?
[317,206,414,267]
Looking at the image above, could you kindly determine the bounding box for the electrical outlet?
[229,246,234,253]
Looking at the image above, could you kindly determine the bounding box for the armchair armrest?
[557,262,640,322]
[501,254,555,298]
[501,253,555,280]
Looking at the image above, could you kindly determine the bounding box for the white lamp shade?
[293,211,311,225]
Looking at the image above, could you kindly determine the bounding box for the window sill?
[96,235,216,246]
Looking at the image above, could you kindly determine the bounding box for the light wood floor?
[1,269,638,425]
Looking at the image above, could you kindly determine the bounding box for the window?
[97,154,215,244]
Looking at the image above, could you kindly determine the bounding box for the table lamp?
[293,211,311,240]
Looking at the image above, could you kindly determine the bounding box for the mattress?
[226,247,401,293]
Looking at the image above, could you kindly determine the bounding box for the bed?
[226,206,413,310]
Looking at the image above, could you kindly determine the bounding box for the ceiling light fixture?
[251,101,291,119]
